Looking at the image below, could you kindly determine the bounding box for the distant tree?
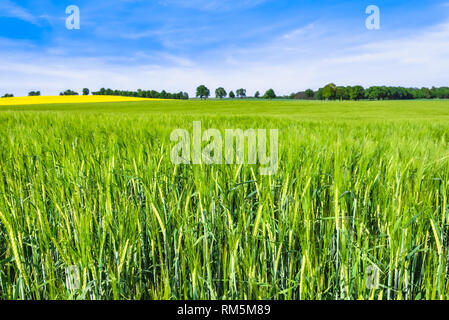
[366,86,386,100]
[316,88,324,100]
[236,88,246,98]
[254,91,260,98]
[381,87,389,100]
[322,83,337,100]
[229,90,236,99]
[28,91,41,96]
[294,84,449,101]
[90,87,184,100]
[349,86,365,100]
[83,88,90,95]
[92,88,106,95]
[409,88,421,100]
[215,87,227,99]
[379,86,390,100]
[196,85,210,100]
[365,86,378,100]
[430,86,439,99]
[434,87,449,99]
[1,93,14,98]
[335,86,349,101]
[263,89,276,100]
[305,89,315,98]
[60,89,79,96]
[420,87,431,99]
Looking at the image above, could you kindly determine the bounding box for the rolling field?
[1,98,449,300]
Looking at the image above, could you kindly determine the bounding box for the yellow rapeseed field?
[0,95,166,106]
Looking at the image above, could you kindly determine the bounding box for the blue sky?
[1,0,449,96]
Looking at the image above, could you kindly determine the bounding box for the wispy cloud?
[158,0,269,11]
[281,23,315,40]
[0,0,39,25]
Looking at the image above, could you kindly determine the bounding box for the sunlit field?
[1,98,449,300]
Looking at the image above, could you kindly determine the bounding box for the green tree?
[229,91,236,99]
[322,83,337,100]
[83,88,90,96]
[305,89,314,98]
[196,85,210,100]
[28,91,41,96]
[236,88,246,98]
[349,86,365,101]
[60,89,79,96]
[95,88,106,95]
[365,86,380,100]
[263,89,276,100]
[420,87,431,99]
[335,86,349,101]
[316,88,324,100]
[215,87,227,99]
[254,91,260,98]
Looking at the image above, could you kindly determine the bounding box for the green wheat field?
[1,99,449,300]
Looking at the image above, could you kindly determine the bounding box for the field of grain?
[1,98,449,300]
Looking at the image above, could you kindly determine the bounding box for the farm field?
[1,98,449,300]
[0,95,165,106]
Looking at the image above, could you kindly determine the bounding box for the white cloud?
[0,0,39,25]
[2,18,449,97]
[281,24,315,40]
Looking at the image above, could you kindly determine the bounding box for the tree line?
[1,91,42,97]
[198,84,449,101]
[197,85,277,100]
[198,85,449,101]
[2,84,449,100]
[92,88,189,100]
[311,84,449,101]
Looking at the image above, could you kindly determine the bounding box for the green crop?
[0,99,448,300]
